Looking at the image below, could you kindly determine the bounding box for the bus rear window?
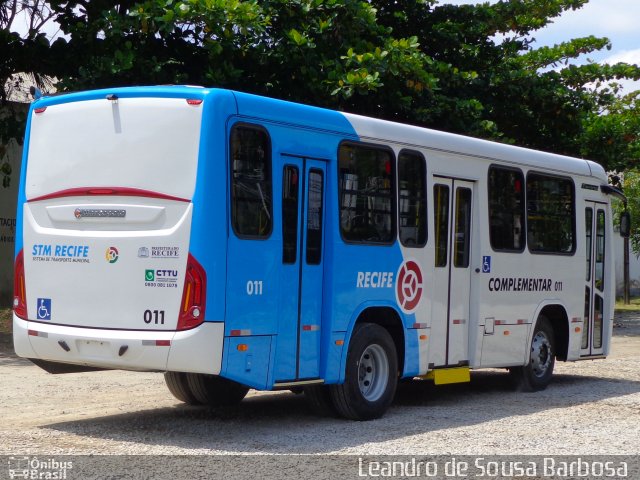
[230,125,272,238]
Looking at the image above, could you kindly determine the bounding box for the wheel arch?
[531,301,570,362]
[338,302,406,383]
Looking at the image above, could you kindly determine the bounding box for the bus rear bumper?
[13,315,223,374]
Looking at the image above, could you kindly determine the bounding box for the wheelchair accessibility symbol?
[37,298,51,320]
[396,259,423,313]
[482,256,491,273]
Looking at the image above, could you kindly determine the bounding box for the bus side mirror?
[620,211,631,238]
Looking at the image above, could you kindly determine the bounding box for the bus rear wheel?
[510,316,556,391]
[330,323,398,420]
[186,373,249,406]
[304,385,338,417]
[164,371,201,405]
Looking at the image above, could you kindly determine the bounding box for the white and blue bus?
[12,86,627,420]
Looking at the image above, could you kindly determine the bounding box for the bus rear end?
[13,88,223,375]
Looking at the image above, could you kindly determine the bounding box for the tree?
[1,0,57,101]
[3,0,640,166]
[582,92,640,171]
[46,0,438,121]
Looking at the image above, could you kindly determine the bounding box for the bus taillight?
[177,253,207,330]
[13,250,28,319]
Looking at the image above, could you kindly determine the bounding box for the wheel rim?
[531,330,552,377]
[358,344,389,402]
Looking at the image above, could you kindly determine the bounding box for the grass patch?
[615,298,640,312]
[0,308,11,335]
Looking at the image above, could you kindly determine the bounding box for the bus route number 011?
[144,309,165,325]
[246,280,263,296]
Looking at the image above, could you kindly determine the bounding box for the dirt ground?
[0,310,639,458]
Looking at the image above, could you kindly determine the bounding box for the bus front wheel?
[186,373,249,406]
[330,323,398,420]
[509,316,556,391]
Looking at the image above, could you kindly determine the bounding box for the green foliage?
[583,93,640,171]
[1,0,639,170]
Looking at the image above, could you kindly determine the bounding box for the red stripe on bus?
[29,187,190,203]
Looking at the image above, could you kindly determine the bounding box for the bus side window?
[398,150,427,247]
[282,165,299,263]
[527,173,575,254]
[230,125,272,238]
[595,210,605,290]
[434,184,449,267]
[453,187,472,268]
[338,143,395,244]
[488,166,525,252]
[306,169,324,264]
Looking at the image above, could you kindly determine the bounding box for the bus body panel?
[23,197,192,331]
[26,96,202,201]
[13,315,224,374]
[13,88,232,374]
[189,89,238,323]
[19,96,203,333]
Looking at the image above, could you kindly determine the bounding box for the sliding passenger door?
[274,155,327,382]
[431,178,474,367]
[582,202,607,357]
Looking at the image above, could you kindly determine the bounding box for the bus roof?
[31,85,606,181]
[231,90,604,181]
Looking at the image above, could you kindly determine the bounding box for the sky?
[443,0,640,93]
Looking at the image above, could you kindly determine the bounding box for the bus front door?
[431,178,474,367]
[275,156,327,381]
[582,202,607,357]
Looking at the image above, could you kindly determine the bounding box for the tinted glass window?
[595,210,605,291]
[434,184,450,267]
[585,208,593,281]
[582,287,590,349]
[230,126,272,237]
[594,294,603,349]
[306,170,324,265]
[527,173,575,254]
[339,143,394,243]
[454,187,472,268]
[488,166,525,251]
[398,151,427,247]
[282,166,299,264]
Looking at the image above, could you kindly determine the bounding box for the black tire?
[510,316,556,391]
[330,323,398,420]
[186,373,249,406]
[304,385,338,417]
[164,371,201,405]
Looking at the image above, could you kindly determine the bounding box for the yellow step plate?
[420,367,470,385]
